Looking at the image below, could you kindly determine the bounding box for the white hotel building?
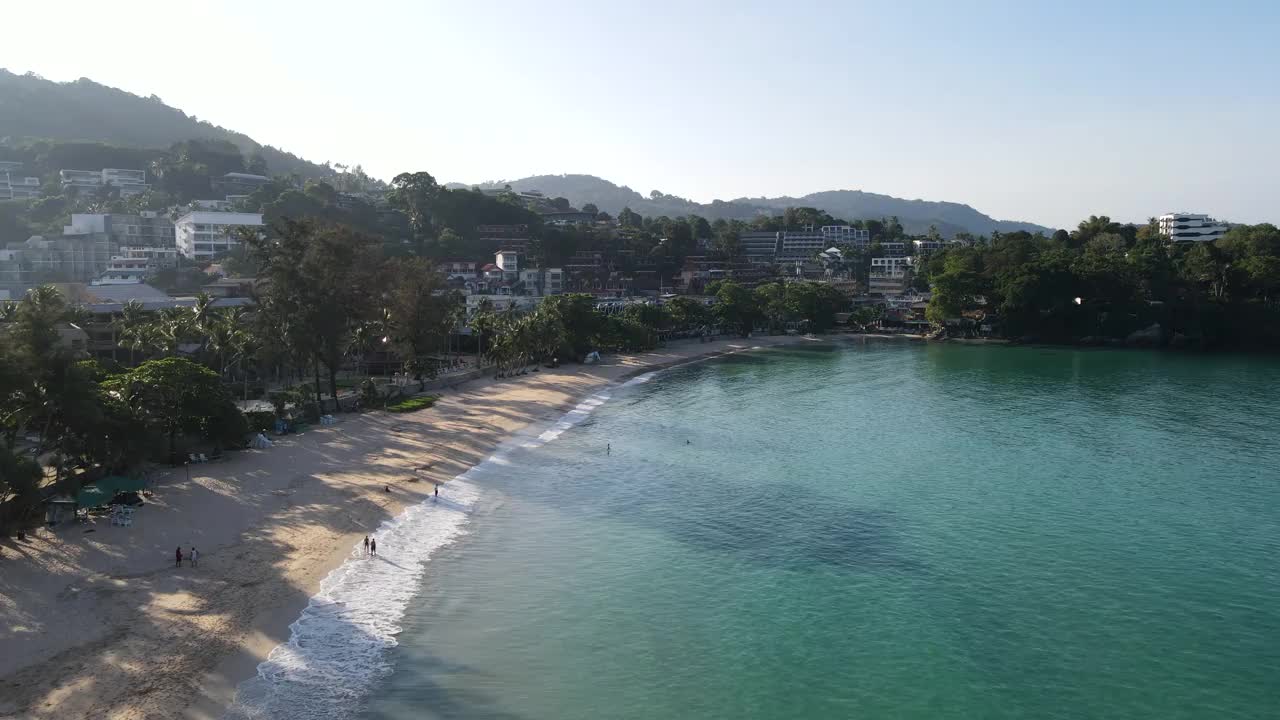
[60,168,150,196]
[1158,213,1230,243]
[174,211,264,259]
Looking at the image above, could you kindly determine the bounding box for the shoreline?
[0,335,808,720]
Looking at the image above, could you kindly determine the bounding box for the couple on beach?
[363,535,378,556]
[175,546,199,567]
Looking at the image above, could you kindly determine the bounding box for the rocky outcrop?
[1125,323,1162,347]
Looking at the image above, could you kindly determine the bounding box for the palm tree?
[233,331,262,401]
[349,308,391,381]
[204,316,241,377]
[112,300,146,364]
[471,306,497,367]
[155,307,194,356]
[191,292,217,333]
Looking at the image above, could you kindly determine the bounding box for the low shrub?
[385,395,437,413]
[244,410,277,432]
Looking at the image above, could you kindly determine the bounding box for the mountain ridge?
[447,174,1055,237]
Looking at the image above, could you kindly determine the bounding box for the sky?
[3,0,1278,229]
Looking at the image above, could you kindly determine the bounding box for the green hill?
[0,69,333,179]
[450,174,1056,237]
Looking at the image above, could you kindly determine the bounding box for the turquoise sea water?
[361,340,1280,720]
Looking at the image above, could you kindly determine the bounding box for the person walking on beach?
[363,535,370,555]
[434,485,439,500]
[190,547,199,568]
[175,546,183,568]
[370,537,377,556]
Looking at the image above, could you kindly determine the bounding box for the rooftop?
[80,283,171,303]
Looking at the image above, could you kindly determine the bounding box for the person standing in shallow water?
[175,546,182,567]
[363,535,370,555]
[370,537,377,556]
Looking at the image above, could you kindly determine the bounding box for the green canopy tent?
[76,476,146,508]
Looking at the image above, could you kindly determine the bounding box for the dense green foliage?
[0,137,378,248]
[102,357,247,457]
[918,218,1280,348]
[0,288,245,532]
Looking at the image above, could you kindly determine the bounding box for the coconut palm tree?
[112,300,147,364]
[155,307,194,357]
[190,292,217,333]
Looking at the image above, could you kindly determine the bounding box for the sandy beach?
[0,336,801,720]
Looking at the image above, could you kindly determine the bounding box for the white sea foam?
[223,480,479,720]
[224,370,671,719]
[523,390,612,447]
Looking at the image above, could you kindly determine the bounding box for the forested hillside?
[0,69,333,179]
[450,174,1055,237]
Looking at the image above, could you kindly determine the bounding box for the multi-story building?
[211,172,271,197]
[60,168,149,196]
[438,259,479,278]
[565,251,605,273]
[913,240,945,254]
[495,249,520,277]
[0,164,42,200]
[93,256,153,285]
[63,212,175,248]
[544,267,564,295]
[879,241,907,257]
[1158,213,1230,243]
[119,245,179,268]
[0,234,117,285]
[116,212,175,247]
[90,245,181,284]
[869,256,911,296]
[173,211,264,259]
[541,210,597,226]
[777,230,827,261]
[737,231,781,261]
[192,199,235,212]
[821,225,870,247]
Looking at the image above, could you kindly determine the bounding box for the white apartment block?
[879,241,907,257]
[174,211,264,259]
[820,225,871,247]
[60,168,149,196]
[515,267,564,296]
[913,240,945,254]
[1158,213,1230,243]
[0,173,42,200]
[93,256,153,285]
[495,249,520,275]
[871,256,911,276]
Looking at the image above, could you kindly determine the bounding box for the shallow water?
[281,340,1280,719]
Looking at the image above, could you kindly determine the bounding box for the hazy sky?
[4,1,1278,228]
